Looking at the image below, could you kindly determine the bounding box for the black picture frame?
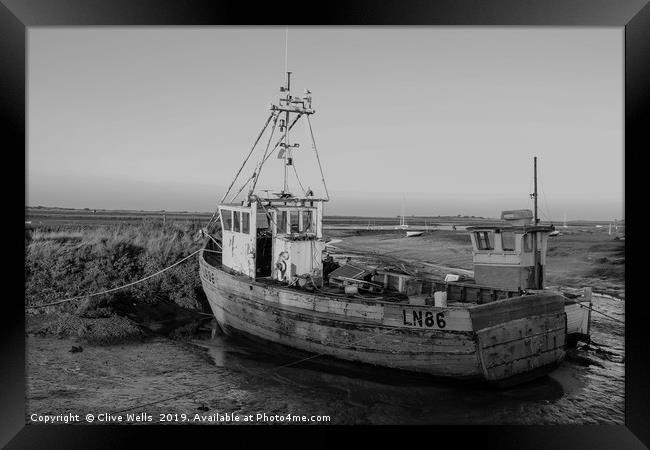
[3,0,648,447]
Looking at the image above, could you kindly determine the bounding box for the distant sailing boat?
[397,196,424,236]
[396,196,408,230]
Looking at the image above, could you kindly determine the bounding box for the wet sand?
[26,292,623,425]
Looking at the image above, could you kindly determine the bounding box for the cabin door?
[255,232,273,277]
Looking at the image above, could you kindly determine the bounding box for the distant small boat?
[406,230,424,237]
[396,196,409,230]
[549,230,560,237]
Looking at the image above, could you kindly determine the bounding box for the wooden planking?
[382,304,473,331]
[476,311,566,380]
[481,348,564,381]
[204,257,473,330]
[477,313,566,348]
[474,264,528,291]
[565,303,590,335]
[469,293,565,330]
[216,284,477,352]
[480,328,565,370]
[201,259,568,382]
[427,279,519,304]
[206,286,482,377]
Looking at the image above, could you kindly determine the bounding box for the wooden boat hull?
[199,254,566,385]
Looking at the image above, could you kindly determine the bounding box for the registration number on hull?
[402,309,446,328]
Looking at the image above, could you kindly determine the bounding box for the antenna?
[284,27,289,74]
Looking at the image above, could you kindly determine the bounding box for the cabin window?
[501,231,516,251]
[278,211,288,234]
[256,212,269,229]
[476,231,493,250]
[242,212,250,234]
[223,210,233,231]
[302,210,314,232]
[233,210,241,232]
[290,210,300,233]
[523,234,533,252]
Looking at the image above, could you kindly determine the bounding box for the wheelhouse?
[218,195,326,285]
[467,210,554,291]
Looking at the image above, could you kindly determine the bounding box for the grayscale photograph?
[25,26,624,425]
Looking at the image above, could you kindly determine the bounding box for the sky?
[27,27,624,221]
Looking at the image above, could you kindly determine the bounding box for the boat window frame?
[289,210,300,233]
[272,206,319,236]
[278,210,288,234]
[475,231,494,251]
[222,209,233,232]
[302,210,314,233]
[233,210,241,232]
[241,211,250,234]
[501,230,516,252]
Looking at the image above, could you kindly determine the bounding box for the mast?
[283,71,291,194]
[533,156,539,225]
[531,156,540,288]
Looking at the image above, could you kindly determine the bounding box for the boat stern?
[470,293,567,384]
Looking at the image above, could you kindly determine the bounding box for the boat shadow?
[195,328,567,410]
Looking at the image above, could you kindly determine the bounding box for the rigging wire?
[291,160,306,195]
[205,113,275,228]
[229,171,258,204]
[306,115,330,201]
[228,112,281,203]
[250,114,279,195]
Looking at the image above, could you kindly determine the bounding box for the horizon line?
[25,205,625,223]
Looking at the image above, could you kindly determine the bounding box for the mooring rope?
[565,299,625,325]
[26,248,222,310]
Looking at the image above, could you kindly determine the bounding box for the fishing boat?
[199,74,592,386]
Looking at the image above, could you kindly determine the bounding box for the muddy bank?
[26,294,213,347]
[26,297,624,425]
[26,336,361,425]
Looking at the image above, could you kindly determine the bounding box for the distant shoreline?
[25,205,623,226]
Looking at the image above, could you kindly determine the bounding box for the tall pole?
[283,72,291,194]
[532,156,540,288]
[533,156,539,225]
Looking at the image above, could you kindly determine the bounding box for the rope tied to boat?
[565,299,625,325]
[26,248,222,311]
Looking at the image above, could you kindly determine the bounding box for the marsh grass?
[25,221,209,333]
